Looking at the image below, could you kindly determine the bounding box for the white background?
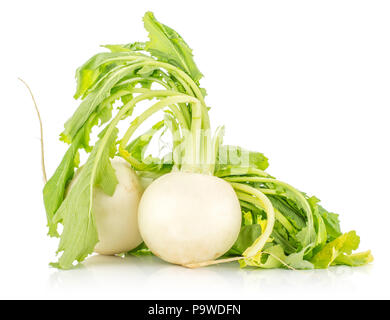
[1,0,389,299]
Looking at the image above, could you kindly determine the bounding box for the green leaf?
[333,251,374,267]
[123,120,173,174]
[74,52,140,99]
[239,245,285,269]
[308,196,328,249]
[284,250,314,270]
[239,243,313,270]
[63,64,137,143]
[296,226,310,248]
[318,207,342,241]
[52,128,119,269]
[125,121,164,160]
[311,231,370,269]
[137,65,158,77]
[262,181,316,250]
[216,145,269,171]
[242,210,255,226]
[268,196,306,229]
[258,245,286,269]
[102,42,146,53]
[126,242,152,256]
[271,221,298,254]
[228,224,262,255]
[143,11,203,83]
[43,132,82,237]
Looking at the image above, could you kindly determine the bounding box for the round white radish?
[138,172,242,265]
[68,157,143,255]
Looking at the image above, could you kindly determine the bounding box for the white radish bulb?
[68,157,143,255]
[138,172,242,265]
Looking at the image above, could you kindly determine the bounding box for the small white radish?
[138,172,242,265]
[69,157,143,255]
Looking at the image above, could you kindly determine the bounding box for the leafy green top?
[144,12,203,84]
[43,11,372,270]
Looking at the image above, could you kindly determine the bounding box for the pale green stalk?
[120,95,199,150]
[229,183,275,257]
[236,191,295,234]
[225,176,315,248]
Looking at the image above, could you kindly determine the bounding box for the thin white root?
[262,250,296,271]
[184,252,296,270]
[18,78,47,184]
[183,256,244,269]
